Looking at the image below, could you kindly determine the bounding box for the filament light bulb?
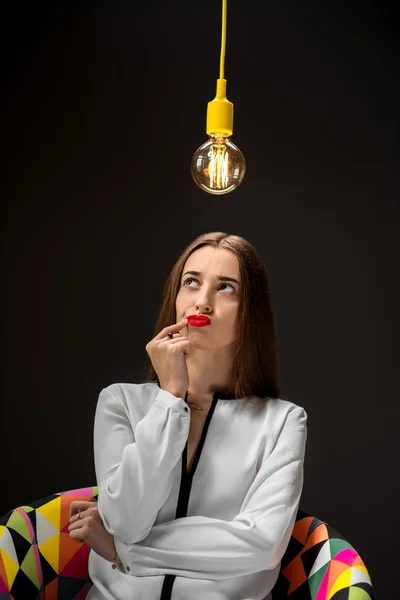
[191,78,245,195]
[192,1,245,194]
[191,135,246,195]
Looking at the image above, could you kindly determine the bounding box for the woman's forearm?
[95,386,190,544]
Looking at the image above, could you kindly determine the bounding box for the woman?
[68,231,307,600]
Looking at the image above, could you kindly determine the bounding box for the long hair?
[141,232,281,406]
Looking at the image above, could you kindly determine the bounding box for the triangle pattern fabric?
[75,582,93,600]
[308,516,325,538]
[308,564,329,598]
[5,511,33,545]
[305,523,329,551]
[349,583,374,598]
[292,516,315,544]
[38,533,60,573]
[309,539,331,577]
[59,533,85,573]
[18,506,34,514]
[2,490,373,600]
[25,510,37,543]
[60,522,70,535]
[44,576,58,598]
[19,546,40,589]
[0,527,19,565]
[0,551,10,593]
[0,548,18,592]
[271,511,373,600]
[328,562,352,597]
[58,574,88,598]
[0,487,98,597]
[37,497,61,532]
[38,549,58,587]
[330,538,355,559]
[301,540,328,576]
[8,530,33,566]
[36,511,59,545]
[280,536,304,567]
[335,548,358,566]
[330,589,350,600]
[61,544,91,579]
[9,567,39,598]
[350,567,371,586]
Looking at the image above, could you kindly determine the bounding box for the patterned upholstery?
[271,511,374,599]
[0,487,97,600]
[0,487,374,599]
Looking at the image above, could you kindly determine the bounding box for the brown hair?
[142,232,281,406]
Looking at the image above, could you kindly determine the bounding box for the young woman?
[68,231,307,600]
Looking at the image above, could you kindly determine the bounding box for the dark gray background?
[2,1,399,597]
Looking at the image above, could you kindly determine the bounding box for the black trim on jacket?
[159,391,237,599]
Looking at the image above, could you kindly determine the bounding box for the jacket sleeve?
[114,405,307,580]
[94,385,190,544]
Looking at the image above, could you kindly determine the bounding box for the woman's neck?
[185,344,234,401]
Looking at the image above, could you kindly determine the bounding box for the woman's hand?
[146,318,190,399]
[68,501,116,563]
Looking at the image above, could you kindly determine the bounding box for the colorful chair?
[0,486,374,599]
[271,511,374,599]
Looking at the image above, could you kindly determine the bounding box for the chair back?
[271,510,374,599]
[0,487,98,599]
[0,489,374,599]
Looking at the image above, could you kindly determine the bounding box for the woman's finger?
[69,500,96,519]
[154,319,188,341]
[69,510,85,525]
[68,519,83,532]
[162,333,184,342]
[69,528,84,543]
[74,511,84,524]
[165,337,187,344]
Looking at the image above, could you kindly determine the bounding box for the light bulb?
[191,135,246,195]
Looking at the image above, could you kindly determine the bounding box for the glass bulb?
[191,135,246,195]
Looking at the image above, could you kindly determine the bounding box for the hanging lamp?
[191,0,246,195]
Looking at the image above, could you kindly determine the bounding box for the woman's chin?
[188,329,211,348]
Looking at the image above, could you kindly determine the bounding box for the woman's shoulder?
[97,381,160,410]
[264,397,307,429]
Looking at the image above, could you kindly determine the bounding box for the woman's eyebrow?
[182,270,240,286]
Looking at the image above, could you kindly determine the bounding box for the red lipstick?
[187,314,211,327]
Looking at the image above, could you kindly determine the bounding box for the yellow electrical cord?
[206,0,233,136]
[220,0,227,80]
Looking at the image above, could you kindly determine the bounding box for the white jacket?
[87,382,307,600]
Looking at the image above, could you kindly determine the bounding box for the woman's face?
[175,246,241,350]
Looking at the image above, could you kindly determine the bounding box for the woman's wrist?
[110,540,122,569]
[109,539,117,562]
[163,386,186,399]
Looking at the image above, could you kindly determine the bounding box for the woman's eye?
[219,283,235,292]
[184,278,198,287]
[183,278,235,293]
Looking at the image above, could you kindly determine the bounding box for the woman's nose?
[195,303,211,313]
[195,289,212,313]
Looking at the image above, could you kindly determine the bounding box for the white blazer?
[87,382,307,600]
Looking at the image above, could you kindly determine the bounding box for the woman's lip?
[187,315,211,327]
